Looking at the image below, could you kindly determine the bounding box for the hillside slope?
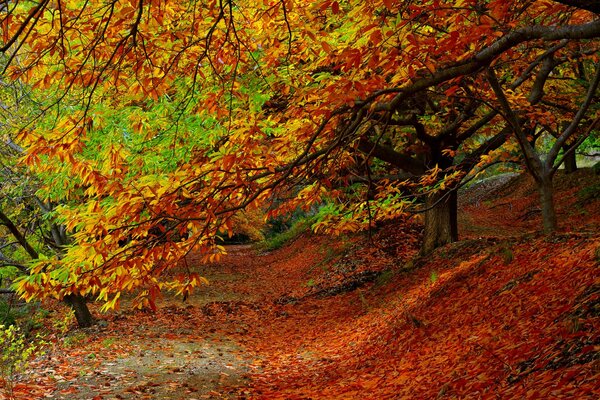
[12,169,600,399]
[236,169,600,398]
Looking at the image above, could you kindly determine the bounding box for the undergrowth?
[577,181,600,204]
[257,217,315,252]
[0,325,47,399]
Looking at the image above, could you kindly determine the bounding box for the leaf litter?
[6,170,600,399]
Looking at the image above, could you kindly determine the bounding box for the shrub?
[0,298,29,328]
[0,325,46,398]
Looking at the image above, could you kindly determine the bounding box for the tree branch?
[553,115,600,174]
[551,0,600,13]
[375,19,600,113]
[456,128,512,174]
[0,0,50,53]
[528,56,561,104]
[486,68,543,180]
[357,138,426,175]
[0,209,39,259]
[548,61,600,171]
[0,262,29,274]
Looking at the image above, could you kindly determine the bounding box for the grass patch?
[577,182,600,204]
[501,247,514,264]
[430,271,439,284]
[374,269,394,287]
[63,331,87,347]
[257,217,315,252]
[306,241,351,275]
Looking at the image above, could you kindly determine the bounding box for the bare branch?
[551,0,600,13]
[0,209,39,260]
[548,61,600,171]
[486,67,543,180]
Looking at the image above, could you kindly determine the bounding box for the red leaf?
[383,0,394,10]
[332,1,340,14]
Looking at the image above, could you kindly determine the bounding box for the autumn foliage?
[3,170,598,399]
[0,0,597,312]
[0,1,599,396]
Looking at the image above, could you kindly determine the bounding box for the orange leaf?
[321,41,333,54]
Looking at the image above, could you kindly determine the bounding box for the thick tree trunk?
[420,190,458,256]
[537,177,558,233]
[64,294,94,328]
[562,144,577,174]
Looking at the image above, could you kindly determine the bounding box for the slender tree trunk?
[562,143,578,174]
[537,176,558,233]
[420,190,458,256]
[64,294,94,328]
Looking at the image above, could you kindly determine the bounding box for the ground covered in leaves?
[6,169,600,399]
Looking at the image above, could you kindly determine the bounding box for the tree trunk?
[51,225,94,329]
[64,294,94,328]
[420,190,458,256]
[537,177,558,233]
[562,143,577,174]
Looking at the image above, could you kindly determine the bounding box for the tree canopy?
[0,0,598,315]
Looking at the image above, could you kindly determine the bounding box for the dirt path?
[50,336,247,400]
[35,241,333,399]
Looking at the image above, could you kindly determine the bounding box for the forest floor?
[6,169,600,399]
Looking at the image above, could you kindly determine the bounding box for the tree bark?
[2,208,94,328]
[0,209,40,260]
[53,230,94,329]
[551,0,600,13]
[562,143,578,174]
[64,294,94,328]
[537,177,558,233]
[420,190,458,256]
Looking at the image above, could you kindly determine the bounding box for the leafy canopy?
[0,0,598,309]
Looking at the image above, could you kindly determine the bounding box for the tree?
[0,1,599,310]
[0,53,95,326]
[0,74,94,327]
[0,207,94,328]
[0,153,95,327]
[487,59,600,232]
